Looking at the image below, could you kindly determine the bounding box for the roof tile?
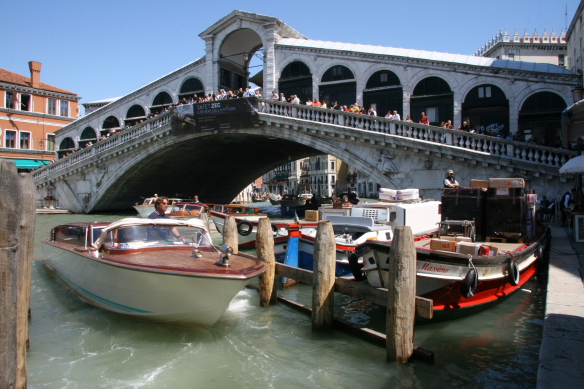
[0,67,77,95]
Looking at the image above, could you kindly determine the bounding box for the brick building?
[0,61,80,170]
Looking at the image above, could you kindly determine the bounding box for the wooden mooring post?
[252,220,433,363]
[222,216,238,254]
[386,226,417,363]
[0,159,34,388]
[256,218,277,306]
[312,220,336,331]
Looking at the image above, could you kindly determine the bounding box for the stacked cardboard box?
[441,188,487,240]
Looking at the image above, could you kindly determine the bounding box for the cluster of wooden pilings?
[222,216,434,364]
[0,159,35,388]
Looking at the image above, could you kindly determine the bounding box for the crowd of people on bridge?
[55,86,567,161]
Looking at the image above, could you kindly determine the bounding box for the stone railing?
[33,113,172,180]
[257,99,576,168]
[32,97,575,182]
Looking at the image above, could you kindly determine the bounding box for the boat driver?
[148,196,185,242]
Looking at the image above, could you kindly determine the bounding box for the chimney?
[28,61,42,88]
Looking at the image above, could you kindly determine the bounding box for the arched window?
[124,105,147,127]
[102,116,120,135]
[519,91,567,146]
[80,127,97,140]
[179,78,204,101]
[58,137,76,158]
[411,77,453,125]
[364,70,402,117]
[79,127,97,148]
[320,66,356,107]
[152,91,173,107]
[126,105,146,119]
[462,85,509,135]
[278,61,312,103]
[321,65,354,82]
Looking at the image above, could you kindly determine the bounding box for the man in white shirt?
[392,110,401,120]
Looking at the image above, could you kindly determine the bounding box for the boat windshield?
[102,225,212,248]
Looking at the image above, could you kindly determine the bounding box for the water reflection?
[28,211,544,388]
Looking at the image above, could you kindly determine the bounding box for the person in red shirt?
[420,112,429,125]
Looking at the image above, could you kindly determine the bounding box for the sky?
[2,0,580,109]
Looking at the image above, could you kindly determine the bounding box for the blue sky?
[2,0,579,107]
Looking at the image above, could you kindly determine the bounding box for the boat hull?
[359,232,547,321]
[42,243,253,327]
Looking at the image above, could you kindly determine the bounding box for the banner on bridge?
[171,97,260,134]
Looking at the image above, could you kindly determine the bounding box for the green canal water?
[28,205,545,388]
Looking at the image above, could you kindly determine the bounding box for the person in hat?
[444,170,459,188]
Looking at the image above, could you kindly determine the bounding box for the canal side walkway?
[537,226,584,388]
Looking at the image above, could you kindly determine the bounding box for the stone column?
[202,35,217,95]
[263,25,277,95]
[312,76,319,102]
[402,90,411,120]
[508,99,518,134]
[453,92,463,128]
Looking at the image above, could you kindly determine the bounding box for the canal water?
[28,204,545,388]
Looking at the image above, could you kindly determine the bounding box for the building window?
[60,100,69,116]
[5,91,13,108]
[20,94,31,111]
[558,54,566,67]
[47,135,55,151]
[508,53,515,61]
[20,132,31,149]
[331,175,335,183]
[48,99,57,115]
[426,107,439,122]
[5,130,16,148]
[478,86,492,98]
[331,161,335,170]
[380,72,388,82]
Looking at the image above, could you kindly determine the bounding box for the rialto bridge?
[33,99,575,213]
[35,10,578,212]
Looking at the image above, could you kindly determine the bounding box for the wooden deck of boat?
[103,248,263,275]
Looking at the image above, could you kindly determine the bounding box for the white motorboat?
[41,218,266,327]
[133,197,183,218]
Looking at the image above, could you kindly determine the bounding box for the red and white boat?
[356,182,548,320]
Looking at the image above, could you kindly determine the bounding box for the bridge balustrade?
[258,99,575,168]
[33,98,574,182]
[33,113,172,180]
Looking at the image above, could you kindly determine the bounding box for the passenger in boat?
[444,170,460,188]
[148,197,185,242]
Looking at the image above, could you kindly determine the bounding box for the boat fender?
[508,258,520,286]
[460,268,478,298]
[536,244,544,264]
[236,220,254,236]
[348,253,366,281]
